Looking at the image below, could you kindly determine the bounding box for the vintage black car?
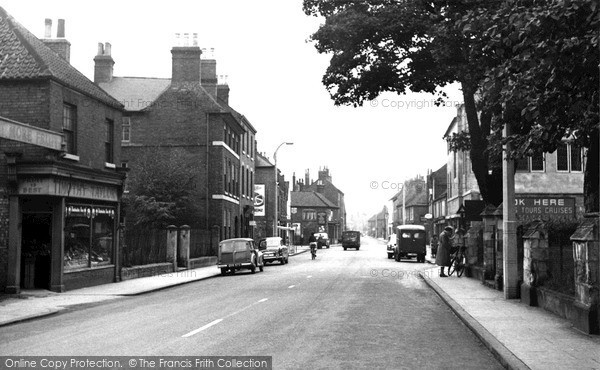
[341,231,361,250]
[217,238,264,275]
[394,225,427,263]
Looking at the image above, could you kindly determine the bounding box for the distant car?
[341,231,361,250]
[217,238,264,275]
[314,232,330,249]
[386,235,396,259]
[258,237,289,265]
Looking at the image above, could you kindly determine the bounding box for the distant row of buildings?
[0,8,297,293]
[369,104,585,240]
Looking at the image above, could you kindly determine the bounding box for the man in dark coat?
[435,226,454,277]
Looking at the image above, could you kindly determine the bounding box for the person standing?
[435,226,454,277]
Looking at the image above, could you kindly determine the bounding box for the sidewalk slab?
[0,247,311,327]
[420,267,600,370]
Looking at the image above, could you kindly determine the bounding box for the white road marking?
[181,319,223,338]
[288,285,295,289]
[182,298,269,338]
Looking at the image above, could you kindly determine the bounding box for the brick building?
[254,152,289,241]
[96,36,256,244]
[290,189,338,245]
[0,10,126,293]
[303,167,346,242]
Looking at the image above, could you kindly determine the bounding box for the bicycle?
[448,245,467,277]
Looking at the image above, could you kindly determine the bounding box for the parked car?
[258,237,289,265]
[341,230,361,250]
[386,234,396,259]
[314,232,330,249]
[217,238,264,275]
[394,225,427,263]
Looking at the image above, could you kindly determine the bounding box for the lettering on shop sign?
[0,117,63,150]
[18,178,118,201]
[514,197,575,221]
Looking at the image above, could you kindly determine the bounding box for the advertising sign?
[515,197,576,222]
[317,212,327,225]
[254,184,265,217]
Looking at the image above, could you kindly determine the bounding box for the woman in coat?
[435,226,454,277]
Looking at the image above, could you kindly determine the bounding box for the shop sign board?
[0,116,63,151]
[18,178,118,202]
[515,197,576,221]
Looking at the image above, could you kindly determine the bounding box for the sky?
[2,0,463,223]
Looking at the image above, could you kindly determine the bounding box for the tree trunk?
[461,85,503,207]
[584,128,599,213]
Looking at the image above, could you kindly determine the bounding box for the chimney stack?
[42,18,70,63]
[94,42,114,84]
[171,33,201,84]
[305,169,310,187]
[217,75,229,104]
[44,19,52,38]
[201,48,217,96]
[57,19,65,38]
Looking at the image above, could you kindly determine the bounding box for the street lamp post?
[273,142,293,237]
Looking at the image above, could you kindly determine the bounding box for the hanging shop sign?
[0,116,63,150]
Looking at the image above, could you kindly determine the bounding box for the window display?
[64,205,115,270]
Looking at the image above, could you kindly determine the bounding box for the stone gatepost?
[481,205,498,281]
[465,222,483,279]
[178,225,191,269]
[570,214,599,334]
[521,221,549,306]
[166,225,178,271]
[493,205,504,291]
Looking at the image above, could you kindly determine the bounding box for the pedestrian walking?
[435,226,454,277]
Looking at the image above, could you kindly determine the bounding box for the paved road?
[0,237,502,369]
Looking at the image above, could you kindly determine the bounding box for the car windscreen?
[220,240,248,253]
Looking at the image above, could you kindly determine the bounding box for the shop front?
[6,169,123,293]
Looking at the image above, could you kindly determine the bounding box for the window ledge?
[62,153,80,161]
[105,162,116,169]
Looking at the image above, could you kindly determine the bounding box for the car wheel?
[230,268,236,275]
[220,268,227,276]
[344,247,347,251]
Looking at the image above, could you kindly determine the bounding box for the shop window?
[64,205,115,270]
[571,145,582,172]
[557,143,569,171]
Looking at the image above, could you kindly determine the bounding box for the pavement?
[0,246,311,327]
[2,243,599,370]
[422,246,600,370]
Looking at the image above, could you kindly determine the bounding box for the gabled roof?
[256,152,273,167]
[291,191,338,209]
[99,77,170,111]
[0,7,122,109]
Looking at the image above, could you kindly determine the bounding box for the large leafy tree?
[304,0,599,211]
[467,0,599,212]
[123,148,201,228]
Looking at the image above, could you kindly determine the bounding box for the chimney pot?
[97,42,104,56]
[192,33,198,46]
[57,19,65,38]
[104,42,112,56]
[44,19,52,38]
[183,33,189,46]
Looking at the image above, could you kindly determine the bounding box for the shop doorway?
[21,213,52,290]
